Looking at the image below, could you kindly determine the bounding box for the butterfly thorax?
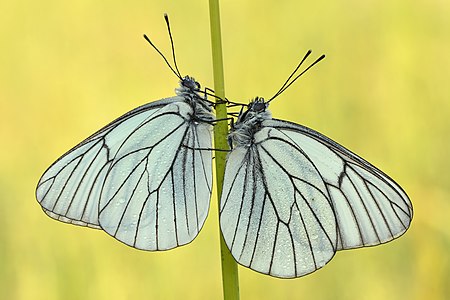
[176,76,215,123]
[228,97,272,148]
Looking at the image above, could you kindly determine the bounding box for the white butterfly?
[36,25,412,279]
[36,76,215,250]
[220,96,413,278]
[35,14,224,251]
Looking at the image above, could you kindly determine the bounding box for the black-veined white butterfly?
[36,18,412,279]
[220,53,413,278]
[36,16,218,251]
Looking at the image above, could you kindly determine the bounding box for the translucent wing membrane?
[221,98,412,278]
[221,129,337,278]
[98,102,212,250]
[36,77,214,251]
[37,98,179,228]
[266,119,412,250]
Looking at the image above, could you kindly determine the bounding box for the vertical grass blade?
[208,1,240,299]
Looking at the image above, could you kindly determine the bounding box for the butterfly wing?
[220,126,338,278]
[98,102,213,250]
[221,118,412,278]
[36,98,179,228]
[36,97,213,250]
[265,119,412,250]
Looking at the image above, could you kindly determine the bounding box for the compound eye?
[181,77,189,87]
[252,102,266,112]
[181,77,198,90]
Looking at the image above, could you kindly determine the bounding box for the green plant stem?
[208,1,240,299]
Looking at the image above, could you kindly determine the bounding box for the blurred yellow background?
[1,0,449,299]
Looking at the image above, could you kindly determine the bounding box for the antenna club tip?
[317,54,326,62]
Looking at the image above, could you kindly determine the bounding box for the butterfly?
[220,53,413,278]
[35,15,222,250]
[35,18,412,278]
[36,75,217,250]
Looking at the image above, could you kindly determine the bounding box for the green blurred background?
[1,0,449,299]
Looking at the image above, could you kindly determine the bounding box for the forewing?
[220,127,337,278]
[266,119,413,250]
[36,97,182,228]
[98,102,213,250]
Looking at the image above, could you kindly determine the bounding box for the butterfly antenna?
[269,50,312,102]
[143,34,182,80]
[268,52,325,103]
[164,14,182,78]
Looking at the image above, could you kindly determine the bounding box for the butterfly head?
[228,97,272,148]
[248,97,269,113]
[176,76,201,95]
[236,97,271,124]
[176,76,215,122]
